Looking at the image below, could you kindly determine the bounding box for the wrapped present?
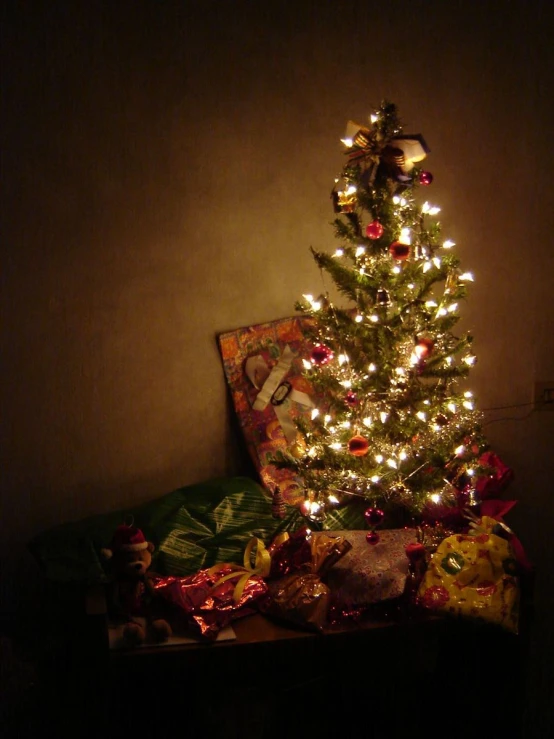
[151,538,271,640]
[218,316,316,506]
[317,529,418,609]
[417,516,520,633]
[260,528,352,632]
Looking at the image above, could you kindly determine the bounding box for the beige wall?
[2,0,553,621]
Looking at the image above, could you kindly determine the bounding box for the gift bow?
[245,345,314,444]
[208,537,272,604]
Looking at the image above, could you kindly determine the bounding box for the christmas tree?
[274,101,490,532]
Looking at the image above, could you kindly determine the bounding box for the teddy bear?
[101,522,172,647]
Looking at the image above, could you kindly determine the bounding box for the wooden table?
[103,602,527,739]
[37,581,530,739]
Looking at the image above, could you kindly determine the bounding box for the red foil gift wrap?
[260,529,353,632]
[267,526,314,579]
[150,567,268,641]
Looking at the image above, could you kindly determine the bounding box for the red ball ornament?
[389,241,410,260]
[310,344,334,366]
[365,220,384,240]
[414,336,435,360]
[364,507,385,527]
[348,434,369,456]
[366,531,380,545]
[345,391,358,406]
[419,170,434,186]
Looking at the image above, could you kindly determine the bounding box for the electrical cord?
[480,401,549,426]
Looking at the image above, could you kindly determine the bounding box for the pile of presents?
[29,316,531,647]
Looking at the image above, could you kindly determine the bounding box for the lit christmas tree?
[273,101,490,533]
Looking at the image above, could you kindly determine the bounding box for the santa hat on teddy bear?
[101,522,149,560]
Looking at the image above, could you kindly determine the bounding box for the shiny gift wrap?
[261,529,352,631]
[417,516,520,633]
[151,566,268,641]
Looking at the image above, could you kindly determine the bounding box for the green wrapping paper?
[28,476,302,583]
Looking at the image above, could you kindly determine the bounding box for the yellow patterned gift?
[417,516,520,633]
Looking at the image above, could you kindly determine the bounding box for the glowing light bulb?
[338,354,349,365]
[368,363,377,372]
[375,454,384,463]
[311,408,320,420]
[328,494,340,504]
[355,314,363,323]
[393,196,401,204]
[436,307,448,317]
[463,400,474,410]
[356,246,366,257]
[399,227,411,244]
[334,248,344,257]
[433,257,442,268]
[463,355,476,366]
[460,272,474,281]
[387,459,397,469]
[330,442,342,450]
[447,403,457,413]
[341,137,353,147]
[455,445,465,456]
[442,240,455,249]
[340,380,352,388]
[447,302,458,312]
[430,493,442,504]
[324,414,331,423]
[425,300,438,308]
[399,450,408,460]
[370,113,378,123]
[392,266,401,274]
[363,417,373,427]
[370,315,379,322]
[429,206,441,215]
[380,411,388,423]
[302,359,312,370]
[370,475,381,483]
[464,391,473,398]
[340,420,351,428]
[416,411,427,421]
[423,261,432,273]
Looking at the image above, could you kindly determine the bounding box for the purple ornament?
[345,391,358,405]
[419,170,434,186]
[364,507,385,527]
[310,344,334,366]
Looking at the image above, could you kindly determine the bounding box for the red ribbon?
[480,499,533,573]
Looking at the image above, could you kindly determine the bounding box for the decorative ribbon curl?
[208,537,272,604]
[245,345,313,444]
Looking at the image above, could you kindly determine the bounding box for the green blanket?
[28,476,302,583]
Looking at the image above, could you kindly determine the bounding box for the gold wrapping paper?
[261,529,352,631]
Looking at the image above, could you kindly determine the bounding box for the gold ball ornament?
[290,438,306,459]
